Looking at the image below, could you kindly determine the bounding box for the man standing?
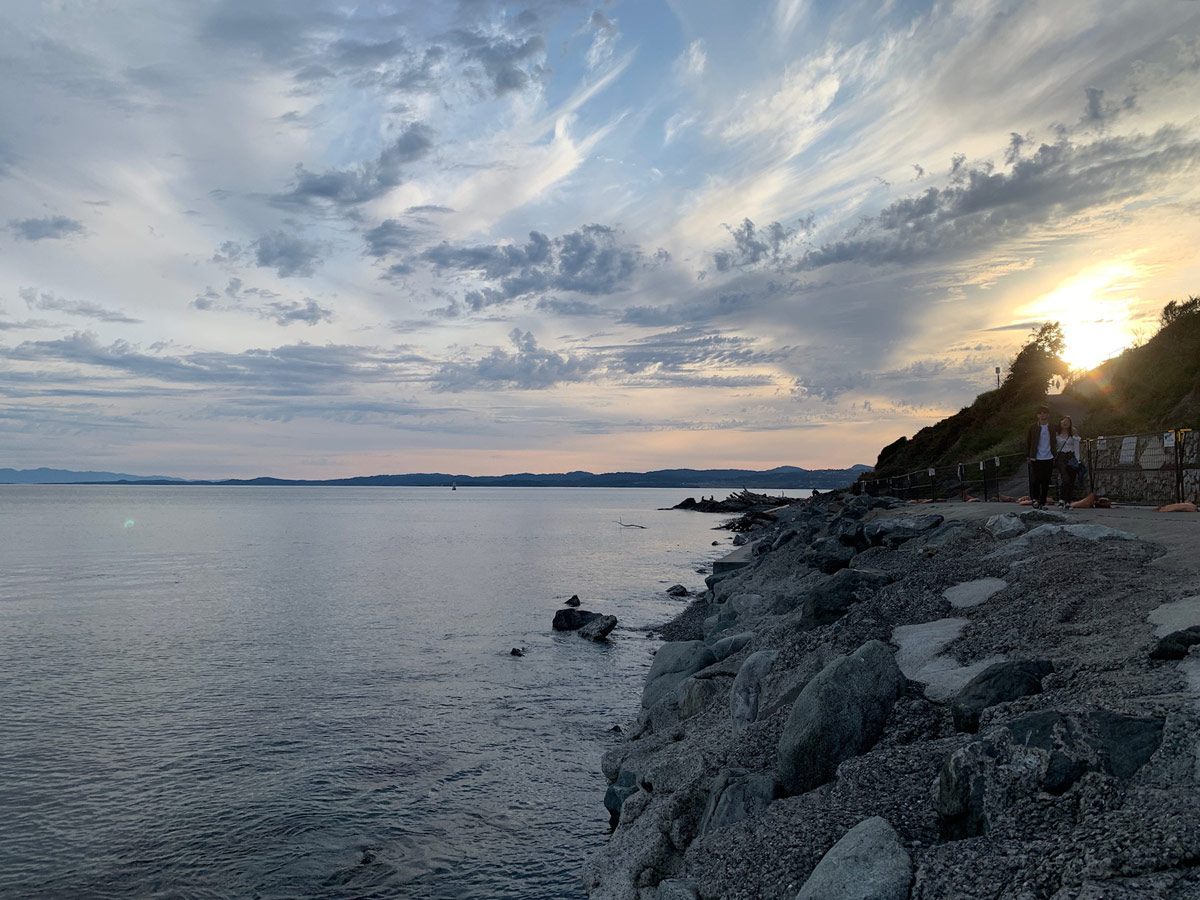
[1026,405,1058,509]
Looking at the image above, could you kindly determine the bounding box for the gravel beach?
[584,496,1200,900]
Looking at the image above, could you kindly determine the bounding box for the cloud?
[259,298,333,326]
[9,216,86,241]
[794,128,1200,272]
[430,328,598,392]
[451,29,546,96]
[422,225,640,313]
[252,231,325,278]
[363,219,416,258]
[584,11,620,72]
[20,287,141,323]
[275,123,434,209]
[713,218,804,272]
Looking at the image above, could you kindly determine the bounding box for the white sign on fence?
[1097,437,1106,450]
[1120,436,1137,465]
[1164,431,1176,449]
[927,468,936,477]
[979,461,984,471]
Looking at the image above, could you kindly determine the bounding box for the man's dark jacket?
[1026,423,1060,459]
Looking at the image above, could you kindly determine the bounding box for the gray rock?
[778,640,905,795]
[604,769,639,828]
[863,513,944,547]
[984,513,1025,539]
[1019,508,1070,525]
[697,768,781,836]
[553,607,601,630]
[899,520,966,552]
[943,577,1007,609]
[795,815,913,900]
[1026,523,1138,542]
[731,649,778,734]
[643,641,718,708]
[772,529,800,551]
[1150,625,1200,659]
[950,659,1053,732]
[579,614,618,641]
[710,631,755,661]
[731,533,749,546]
[799,568,892,630]
[666,584,689,597]
[804,537,856,574]
[676,675,727,719]
[936,709,1165,838]
[655,880,698,900]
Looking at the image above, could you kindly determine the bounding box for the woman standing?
[1055,415,1082,507]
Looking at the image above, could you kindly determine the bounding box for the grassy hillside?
[871,298,1200,478]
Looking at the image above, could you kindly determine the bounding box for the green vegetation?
[871,299,1200,479]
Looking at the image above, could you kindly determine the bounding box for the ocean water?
[0,485,802,900]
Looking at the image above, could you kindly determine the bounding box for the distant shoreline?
[0,465,871,490]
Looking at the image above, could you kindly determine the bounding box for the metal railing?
[855,427,1197,505]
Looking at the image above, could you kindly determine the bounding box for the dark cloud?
[259,298,333,326]
[794,128,1200,271]
[9,216,86,241]
[252,230,325,277]
[430,328,598,392]
[275,123,434,209]
[423,225,639,313]
[1081,86,1136,127]
[20,287,141,323]
[451,29,546,95]
[363,219,415,258]
[713,218,801,271]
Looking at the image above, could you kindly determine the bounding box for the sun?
[1020,263,1143,372]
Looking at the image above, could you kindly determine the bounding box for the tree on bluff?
[1004,322,1066,401]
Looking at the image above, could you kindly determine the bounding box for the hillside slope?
[872,298,1200,478]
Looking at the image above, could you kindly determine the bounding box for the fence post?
[1176,429,1184,504]
[928,467,936,500]
[981,459,989,502]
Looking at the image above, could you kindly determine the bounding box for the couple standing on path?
[1027,406,1084,509]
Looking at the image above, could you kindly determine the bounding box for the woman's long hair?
[1058,415,1074,437]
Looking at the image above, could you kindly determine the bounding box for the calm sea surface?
[0,485,805,900]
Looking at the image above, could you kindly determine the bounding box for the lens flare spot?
[123,519,136,528]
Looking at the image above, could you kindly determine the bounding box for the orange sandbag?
[1156,502,1198,512]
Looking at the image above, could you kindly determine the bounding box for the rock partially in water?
[552,607,601,630]
[1150,625,1200,659]
[579,614,618,642]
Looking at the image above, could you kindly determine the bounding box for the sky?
[2,0,1199,479]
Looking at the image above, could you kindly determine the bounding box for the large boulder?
[553,608,601,630]
[795,816,913,900]
[642,641,718,708]
[676,674,729,719]
[936,710,1165,838]
[804,537,856,573]
[778,640,905,795]
[799,568,892,630]
[710,631,755,661]
[862,513,944,548]
[697,768,782,836]
[950,659,1053,732]
[730,649,778,734]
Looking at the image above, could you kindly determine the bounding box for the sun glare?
[1020,263,1144,371]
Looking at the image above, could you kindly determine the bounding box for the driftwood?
[670,488,798,514]
[615,520,647,528]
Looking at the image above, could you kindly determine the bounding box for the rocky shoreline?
[583,494,1200,899]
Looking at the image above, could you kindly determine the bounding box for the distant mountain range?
[0,467,187,484]
[1,465,872,489]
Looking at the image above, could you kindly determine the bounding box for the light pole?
[995,366,1001,389]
